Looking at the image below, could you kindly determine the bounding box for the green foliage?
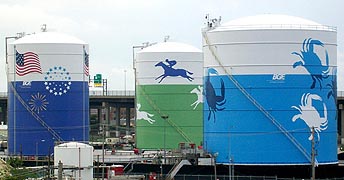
[4,157,40,180]
[6,168,40,180]
[6,157,23,168]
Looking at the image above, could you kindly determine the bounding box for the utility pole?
[311,126,316,180]
[161,115,169,165]
[102,123,105,180]
[213,155,217,180]
[58,161,63,180]
[48,147,51,179]
[161,115,168,179]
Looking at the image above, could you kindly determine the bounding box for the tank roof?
[137,42,201,53]
[12,32,86,44]
[212,14,336,31]
[56,142,92,148]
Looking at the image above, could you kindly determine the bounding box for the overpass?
[0,90,135,141]
[1,91,344,142]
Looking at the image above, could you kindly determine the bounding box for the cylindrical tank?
[7,32,89,156]
[54,142,93,180]
[203,14,337,164]
[135,42,203,149]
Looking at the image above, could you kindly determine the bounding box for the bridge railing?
[1,90,344,98]
[0,92,7,98]
[338,91,344,98]
[0,90,135,97]
[89,90,135,96]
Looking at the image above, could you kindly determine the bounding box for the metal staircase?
[9,82,64,142]
[138,86,193,143]
[166,159,191,180]
[202,30,315,164]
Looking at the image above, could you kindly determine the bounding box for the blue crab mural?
[292,38,330,89]
[326,68,337,100]
[205,68,226,122]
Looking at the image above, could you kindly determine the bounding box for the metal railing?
[93,173,344,180]
[2,90,344,98]
[0,90,135,97]
[214,24,337,31]
[89,90,135,96]
[337,91,344,98]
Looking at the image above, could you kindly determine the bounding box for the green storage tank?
[135,42,203,150]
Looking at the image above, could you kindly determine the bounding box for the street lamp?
[5,35,20,154]
[211,152,218,180]
[124,69,127,95]
[36,139,45,166]
[161,115,169,165]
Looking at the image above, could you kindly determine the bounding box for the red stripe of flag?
[16,51,42,76]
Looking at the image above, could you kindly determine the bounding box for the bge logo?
[22,81,31,86]
[272,74,285,81]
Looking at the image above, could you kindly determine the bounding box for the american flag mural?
[16,50,42,76]
[84,49,89,76]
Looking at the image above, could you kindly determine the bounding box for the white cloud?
[0,0,343,93]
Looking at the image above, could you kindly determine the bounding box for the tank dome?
[56,142,92,148]
[213,14,334,31]
[138,42,201,53]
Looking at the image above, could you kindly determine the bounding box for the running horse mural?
[155,59,194,83]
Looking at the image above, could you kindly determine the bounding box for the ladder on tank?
[9,82,64,143]
[202,30,315,164]
[137,83,193,143]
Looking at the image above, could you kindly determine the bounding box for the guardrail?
[215,24,337,31]
[0,90,135,98]
[89,90,135,96]
[337,91,344,98]
[0,92,6,98]
[1,91,344,98]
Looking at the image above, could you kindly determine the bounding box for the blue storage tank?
[7,32,89,156]
[203,14,337,165]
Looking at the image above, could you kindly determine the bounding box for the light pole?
[101,123,105,180]
[5,35,20,155]
[161,115,168,165]
[212,152,218,180]
[36,139,45,166]
[5,36,18,64]
[311,126,316,180]
[124,69,127,95]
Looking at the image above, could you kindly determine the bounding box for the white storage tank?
[203,14,337,164]
[135,42,203,149]
[54,142,93,180]
[7,32,89,156]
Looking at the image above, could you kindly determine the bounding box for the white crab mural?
[291,93,328,141]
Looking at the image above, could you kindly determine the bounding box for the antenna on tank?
[41,24,47,32]
[164,35,170,42]
[205,14,221,30]
[142,42,157,48]
[16,32,26,38]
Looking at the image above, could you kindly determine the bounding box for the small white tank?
[54,142,93,180]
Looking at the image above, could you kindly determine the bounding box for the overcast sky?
[0,0,343,92]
